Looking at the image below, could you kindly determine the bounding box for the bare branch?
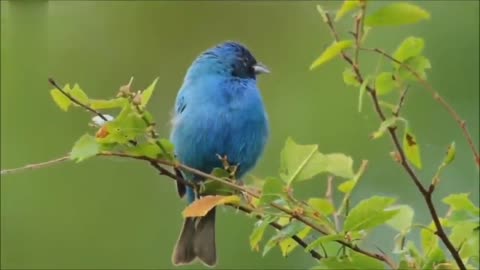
[1,155,70,175]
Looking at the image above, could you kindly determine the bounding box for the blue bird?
[170,41,270,267]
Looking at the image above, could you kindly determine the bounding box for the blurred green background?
[1,1,478,269]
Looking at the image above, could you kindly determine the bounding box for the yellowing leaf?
[70,84,89,105]
[310,40,354,70]
[335,0,360,22]
[365,2,430,27]
[141,77,158,107]
[279,226,311,256]
[403,127,422,169]
[182,195,240,218]
[421,222,438,256]
[375,72,396,96]
[50,89,72,111]
[442,142,456,167]
[338,179,356,193]
[70,134,100,162]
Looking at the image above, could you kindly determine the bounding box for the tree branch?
[360,48,479,167]
[320,10,467,269]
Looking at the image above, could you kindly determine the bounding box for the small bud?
[132,91,142,106]
[117,77,134,97]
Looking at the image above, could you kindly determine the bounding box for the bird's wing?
[175,94,187,115]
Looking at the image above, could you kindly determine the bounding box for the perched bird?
[170,41,270,267]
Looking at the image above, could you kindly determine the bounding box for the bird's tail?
[172,207,217,267]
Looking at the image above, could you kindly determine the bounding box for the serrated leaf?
[324,153,355,179]
[308,198,335,216]
[70,134,100,162]
[371,116,400,139]
[343,68,360,87]
[258,178,284,205]
[335,0,360,22]
[141,77,158,107]
[250,216,276,251]
[305,234,343,252]
[358,76,369,112]
[70,84,89,105]
[344,196,398,231]
[310,40,354,70]
[318,251,386,269]
[441,142,456,167]
[262,221,305,257]
[365,2,430,27]
[403,127,422,169]
[375,72,396,96]
[338,179,356,193]
[90,98,127,110]
[393,37,425,64]
[182,195,240,218]
[387,205,414,231]
[442,193,479,215]
[397,55,431,81]
[279,226,311,256]
[50,87,72,111]
[421,222,438,256]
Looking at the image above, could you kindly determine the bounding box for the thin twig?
[1,155,70,175]
[361,48,479,167]
[326,176,339,231]
[394,86,409,117]
[48,78,108,121]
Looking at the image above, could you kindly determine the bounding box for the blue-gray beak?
[253,63,270,75]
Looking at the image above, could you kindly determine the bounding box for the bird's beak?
[253,63,270,75]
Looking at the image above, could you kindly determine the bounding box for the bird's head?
[185,41,269,80]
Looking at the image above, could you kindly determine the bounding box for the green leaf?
[318,251,386,269]
[50,86,72,111]
[358,76,369,112]
[441,142,456,167]
[343,68,360,87]
[305,234,343,252]
[250,216,276,251]
[258,178,284,205]
[371,116,400,139]
[324,153,355,179]
[280,138,355,184]
[449,222,477,249]
[457,226,479,261]
[70,84,89,105]
[335,0,360,22]
[90,98,127,110]
[262,222,305,256]
[442,193,479,215]
[279,226,311,256]
[397,55,431,81]
[386,205,414,231]
[126,142,161,159]
[365,2,430,27]
[70,134,100,162]
[421,222,438,256]
[280,137,325,184]
[344,196,398,231]
[375,72,396,96]
[310,40,354,70]
[308,198,335,216]
[393,37,425,64]
[423,248,445,270]
[141,77,158,107]
[338,179,356,193]
[403,127,423,169]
